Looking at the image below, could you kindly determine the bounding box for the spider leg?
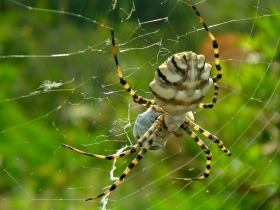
[61,114,164,160]
[86,141,152,200]
[198,82,220,109]
[174,124,212,181]
[111,30,156,109]
[192,6,222,109]
[149,105,164,113]
[86,115,165,200]
[184,117,231,156]
[62,143,140,160]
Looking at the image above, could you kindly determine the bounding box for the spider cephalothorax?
[62,5,231,201]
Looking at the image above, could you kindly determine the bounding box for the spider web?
[1,0,280,209]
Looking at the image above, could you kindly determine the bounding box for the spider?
[62,5,231,201]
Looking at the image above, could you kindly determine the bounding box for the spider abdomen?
[150,51,213,114]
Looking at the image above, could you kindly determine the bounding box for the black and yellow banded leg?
[86,139,152,200]
[192,5,222,109]
[149,105,164,113]
[62,143,141,160]
[184,118,231,156]
[192,5,222,81]
[111,30,156,108]
[86,115,165,200]
[198,82,219,109]
[62,114,164,160]
[174,124,212,181]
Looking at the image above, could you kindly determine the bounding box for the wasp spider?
[62,5,231,201]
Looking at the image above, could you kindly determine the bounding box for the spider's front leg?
[61,113,164,161]
[174,123,212,181]
[86,115,165,200]
[174,117,231,181]
[184,117,231,156]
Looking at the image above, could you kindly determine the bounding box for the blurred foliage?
[242,6,280,61]
[0,0,280,209]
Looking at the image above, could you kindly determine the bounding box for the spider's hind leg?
[111,30,156,109]
[198,82,219,109]
[193,6,222,109]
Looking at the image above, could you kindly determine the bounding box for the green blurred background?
[1,0,280,209]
